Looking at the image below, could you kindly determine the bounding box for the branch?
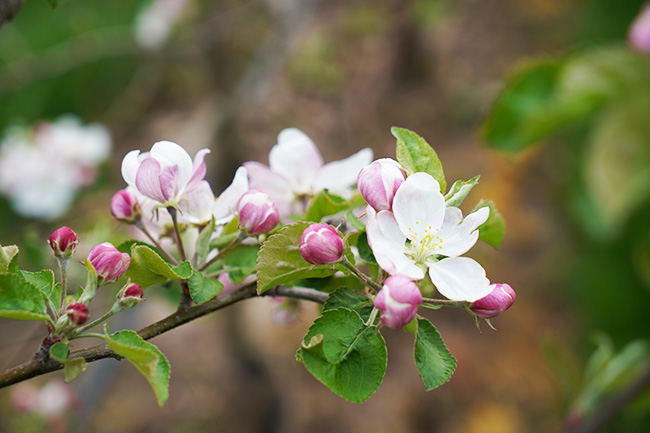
[0,282,328,389]
[0,0,25,28]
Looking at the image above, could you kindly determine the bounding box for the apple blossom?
[121,140,214,212]
[629,5,650,55]
[244,128,373,215]
[213,166,249,224]
[66,302,89,325]
[366,172,492,302]
[87,242,131,283]
[357,158,405,212]
[110,189,141,223]
[374,275,422,329]
[237,189,280,235]
[470,283,516,318]
[299,223,344,265]
[47,227,78,259]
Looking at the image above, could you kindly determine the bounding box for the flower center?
[403,223,443,263]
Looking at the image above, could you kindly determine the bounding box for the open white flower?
[243,128,373,215]
[366,172,491,302]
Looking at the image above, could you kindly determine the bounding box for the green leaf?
[49,342,87,382]
[584,100,650,233]
[47,0,68,8]
[293,275,365,293]
[223,245,259,284]
[187,271,223,304]
[104,328,171,406]
[413,318,457,391]
[299,308,386,402]
[392,127,446,192]
[356,233,376,264]
[0,245,19,273]
[444,176,480,207]
[0,273,49,321]
[125,245,193,288]
[473,199,506,248]
[324,287,374,321]
[305,191,348,222]
[22,269,57,306]
[195,218,216,266]
[481,58,565,152]
[256,222,348,294]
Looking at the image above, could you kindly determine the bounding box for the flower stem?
[57,257,70,316]
[135,221,178,265]
[340,257,383,293]
[197,231,245,272]
[75,306,119,334]
[167,206,187,263]
[421,297,467,308]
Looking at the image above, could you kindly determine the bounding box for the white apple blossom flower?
[212,166,249,224]
[366,172,492,302]
[243,128,373,215]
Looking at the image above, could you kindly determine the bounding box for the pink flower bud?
[87,242,131,283]
[47,227,78,259]
[66,302,89,325]
[299,223,344,265]
[357,158,405,212]
[236,189,280,235]
[629,5,650,55]
[374,275,422,329]
[110,189,141,223]
[469,283,516,318]
[119,283,145,308]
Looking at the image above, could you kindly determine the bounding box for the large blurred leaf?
[472,199,506,248]
[584,100,650,233]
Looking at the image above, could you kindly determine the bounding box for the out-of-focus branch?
[0,281,328,389]
[0,0,26,28]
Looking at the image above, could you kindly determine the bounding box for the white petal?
[428,257,491,302]
[313,148,374,195]
[179,180,215,223]
[121,150,142,187]
[213,166,250,223]
[268,128,323,192]
[392,172,445,242]
[149,140,194,190]
[436,206,489,257]
[243,161,294,215]
[366,207,424,279]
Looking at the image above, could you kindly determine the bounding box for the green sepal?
[256,222,350,294]
[392,127,446,193]
[413,317,457,391]
[187,271,223,304]
[104,326,171,406]
[125,244,192,288]
[49,342,87,382]
[473,199,506,248]
[299,308,387,403]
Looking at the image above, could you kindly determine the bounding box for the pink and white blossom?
[87,242,131,283]
[366,172,491,302]
[121,140,214,211]
[244,128,373,215]
[357,158,405,212]
[110,189,141,223]
[299,223,344,265]
[237,189,280,234]
[213,166,249,224]
[374,275,422,329]
[470,283,516,318]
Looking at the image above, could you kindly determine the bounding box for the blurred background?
[1,0,650,432]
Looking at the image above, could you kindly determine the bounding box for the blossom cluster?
[0,116,111,220]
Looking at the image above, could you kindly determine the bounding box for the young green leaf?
[22,269,57,307]
[223,245,259,284]
[104,328,171,406]
[125,245,193,288]
[187,271,223,304]
[49,342,87,382]
[0,245,19,273]
[256,222,348,294]
[324,287,374,321]
[444,176,480,207]
[356,232,376,264]
[391,127,446,192]
[0,273,49,321]
[195,218,216,266]
[473,199,506,248]
[305,190,348,222]
[299,308,387,402]
[413,318,457,391]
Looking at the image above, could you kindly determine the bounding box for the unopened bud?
[87,242,131,283]
[357,158,405,212]
[299,223,344,265]
[629,5,650,55]
[469,283,515,318]
[66,302,89,325]
[374,275,422,329]
[237,189,280,235]
[48,227,78,259]
[119,282,145,309]
[110,189,141,223]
